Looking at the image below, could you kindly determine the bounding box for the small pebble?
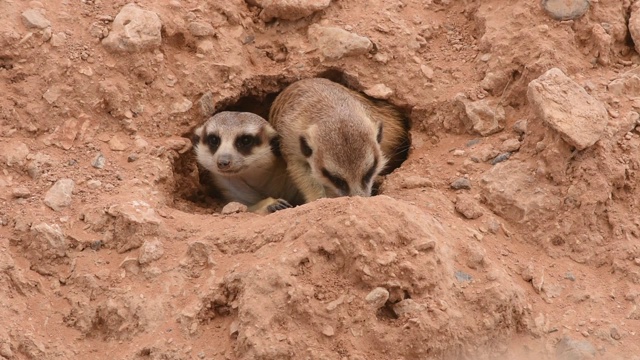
[91,153,105,169]
[491,152,511,165]
[86,180,102,189]
[455,270,472,282]
[452,149,465,156]
[322,325,335,337]
[565,272,576,281]
[513,119,527,135]
[365,287,390,309]
[450,177,471,190]
[90,240,103,251]
[610,327,622,340]
[221,202,248,214]
[127,153,139,162]
[12,187,31,198]
[415,240,436,252]
[500,139,521,152]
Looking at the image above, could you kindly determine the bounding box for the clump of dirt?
[1,0,640,359]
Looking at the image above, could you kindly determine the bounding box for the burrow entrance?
[171,69,413,212]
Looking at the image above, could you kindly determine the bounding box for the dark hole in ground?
[172,69,413,210]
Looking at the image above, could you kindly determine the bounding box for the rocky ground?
[1,0,640,359]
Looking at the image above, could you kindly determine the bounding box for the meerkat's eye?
[322,168,350,194]
[206,134,220,149]
[376,123,383,144]
[235,135,256,149]
[362,158,379,187]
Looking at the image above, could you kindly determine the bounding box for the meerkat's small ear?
[270,135,282,157]
[190,126,203,146]
[376,123,383,144]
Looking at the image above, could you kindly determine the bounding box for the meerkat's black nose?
[217,158,231,169]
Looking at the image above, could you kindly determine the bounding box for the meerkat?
[268,78,410,203]
[191,111,304,214]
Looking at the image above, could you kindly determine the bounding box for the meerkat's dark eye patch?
[235,134,259,155]
[300,136,313,157]
[362,158,379,187]
[322,168,350,194]
[376,123,383,144]
[206,134,220,152]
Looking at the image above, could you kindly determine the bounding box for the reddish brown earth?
[1,0,640,359]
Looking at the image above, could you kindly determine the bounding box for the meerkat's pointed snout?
[217,154,232,170]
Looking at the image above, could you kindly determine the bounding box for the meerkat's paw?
[248,197,293,214]
[266,198,293,213]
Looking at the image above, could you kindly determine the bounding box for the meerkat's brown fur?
[269,78,410,203]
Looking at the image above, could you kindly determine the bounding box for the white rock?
[44,178,74,211]
[365,287,389,309]
[2,140,30,166]
[30,222,67,258]
[170,98,193,114]
[455,94,505,136]
[102,4,162,53]
[21,9,51,29]
[188,21,215,37]
[364,84,394,100]
[258,0,332,21]
[308,24,372,61]
[138,239,164,265]
[527,68,608,150]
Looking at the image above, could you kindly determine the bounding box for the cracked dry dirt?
[1,0,640,359]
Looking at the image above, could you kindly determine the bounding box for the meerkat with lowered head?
[191,111,304,214]
[268,78,410,203]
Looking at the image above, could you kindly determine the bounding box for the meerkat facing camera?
[191,111,303,214]
[269,78,410,203]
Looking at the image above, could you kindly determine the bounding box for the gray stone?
[21,9,51,29]
[102,4,162,53]
[450,177,471,190]
[138,239,164,265]
[92,153,105,169]
[555,337,596,360]
[44,179,75,211]
[455,95,505,136]
[527,68,608,151]
[258,0,332,21]
[365,287,389,309]
[542,0,589,21]
[491,152,511,165]
[308,24,372,61]
[455,270,472,282]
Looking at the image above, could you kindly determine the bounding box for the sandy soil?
[1,0,640,359]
